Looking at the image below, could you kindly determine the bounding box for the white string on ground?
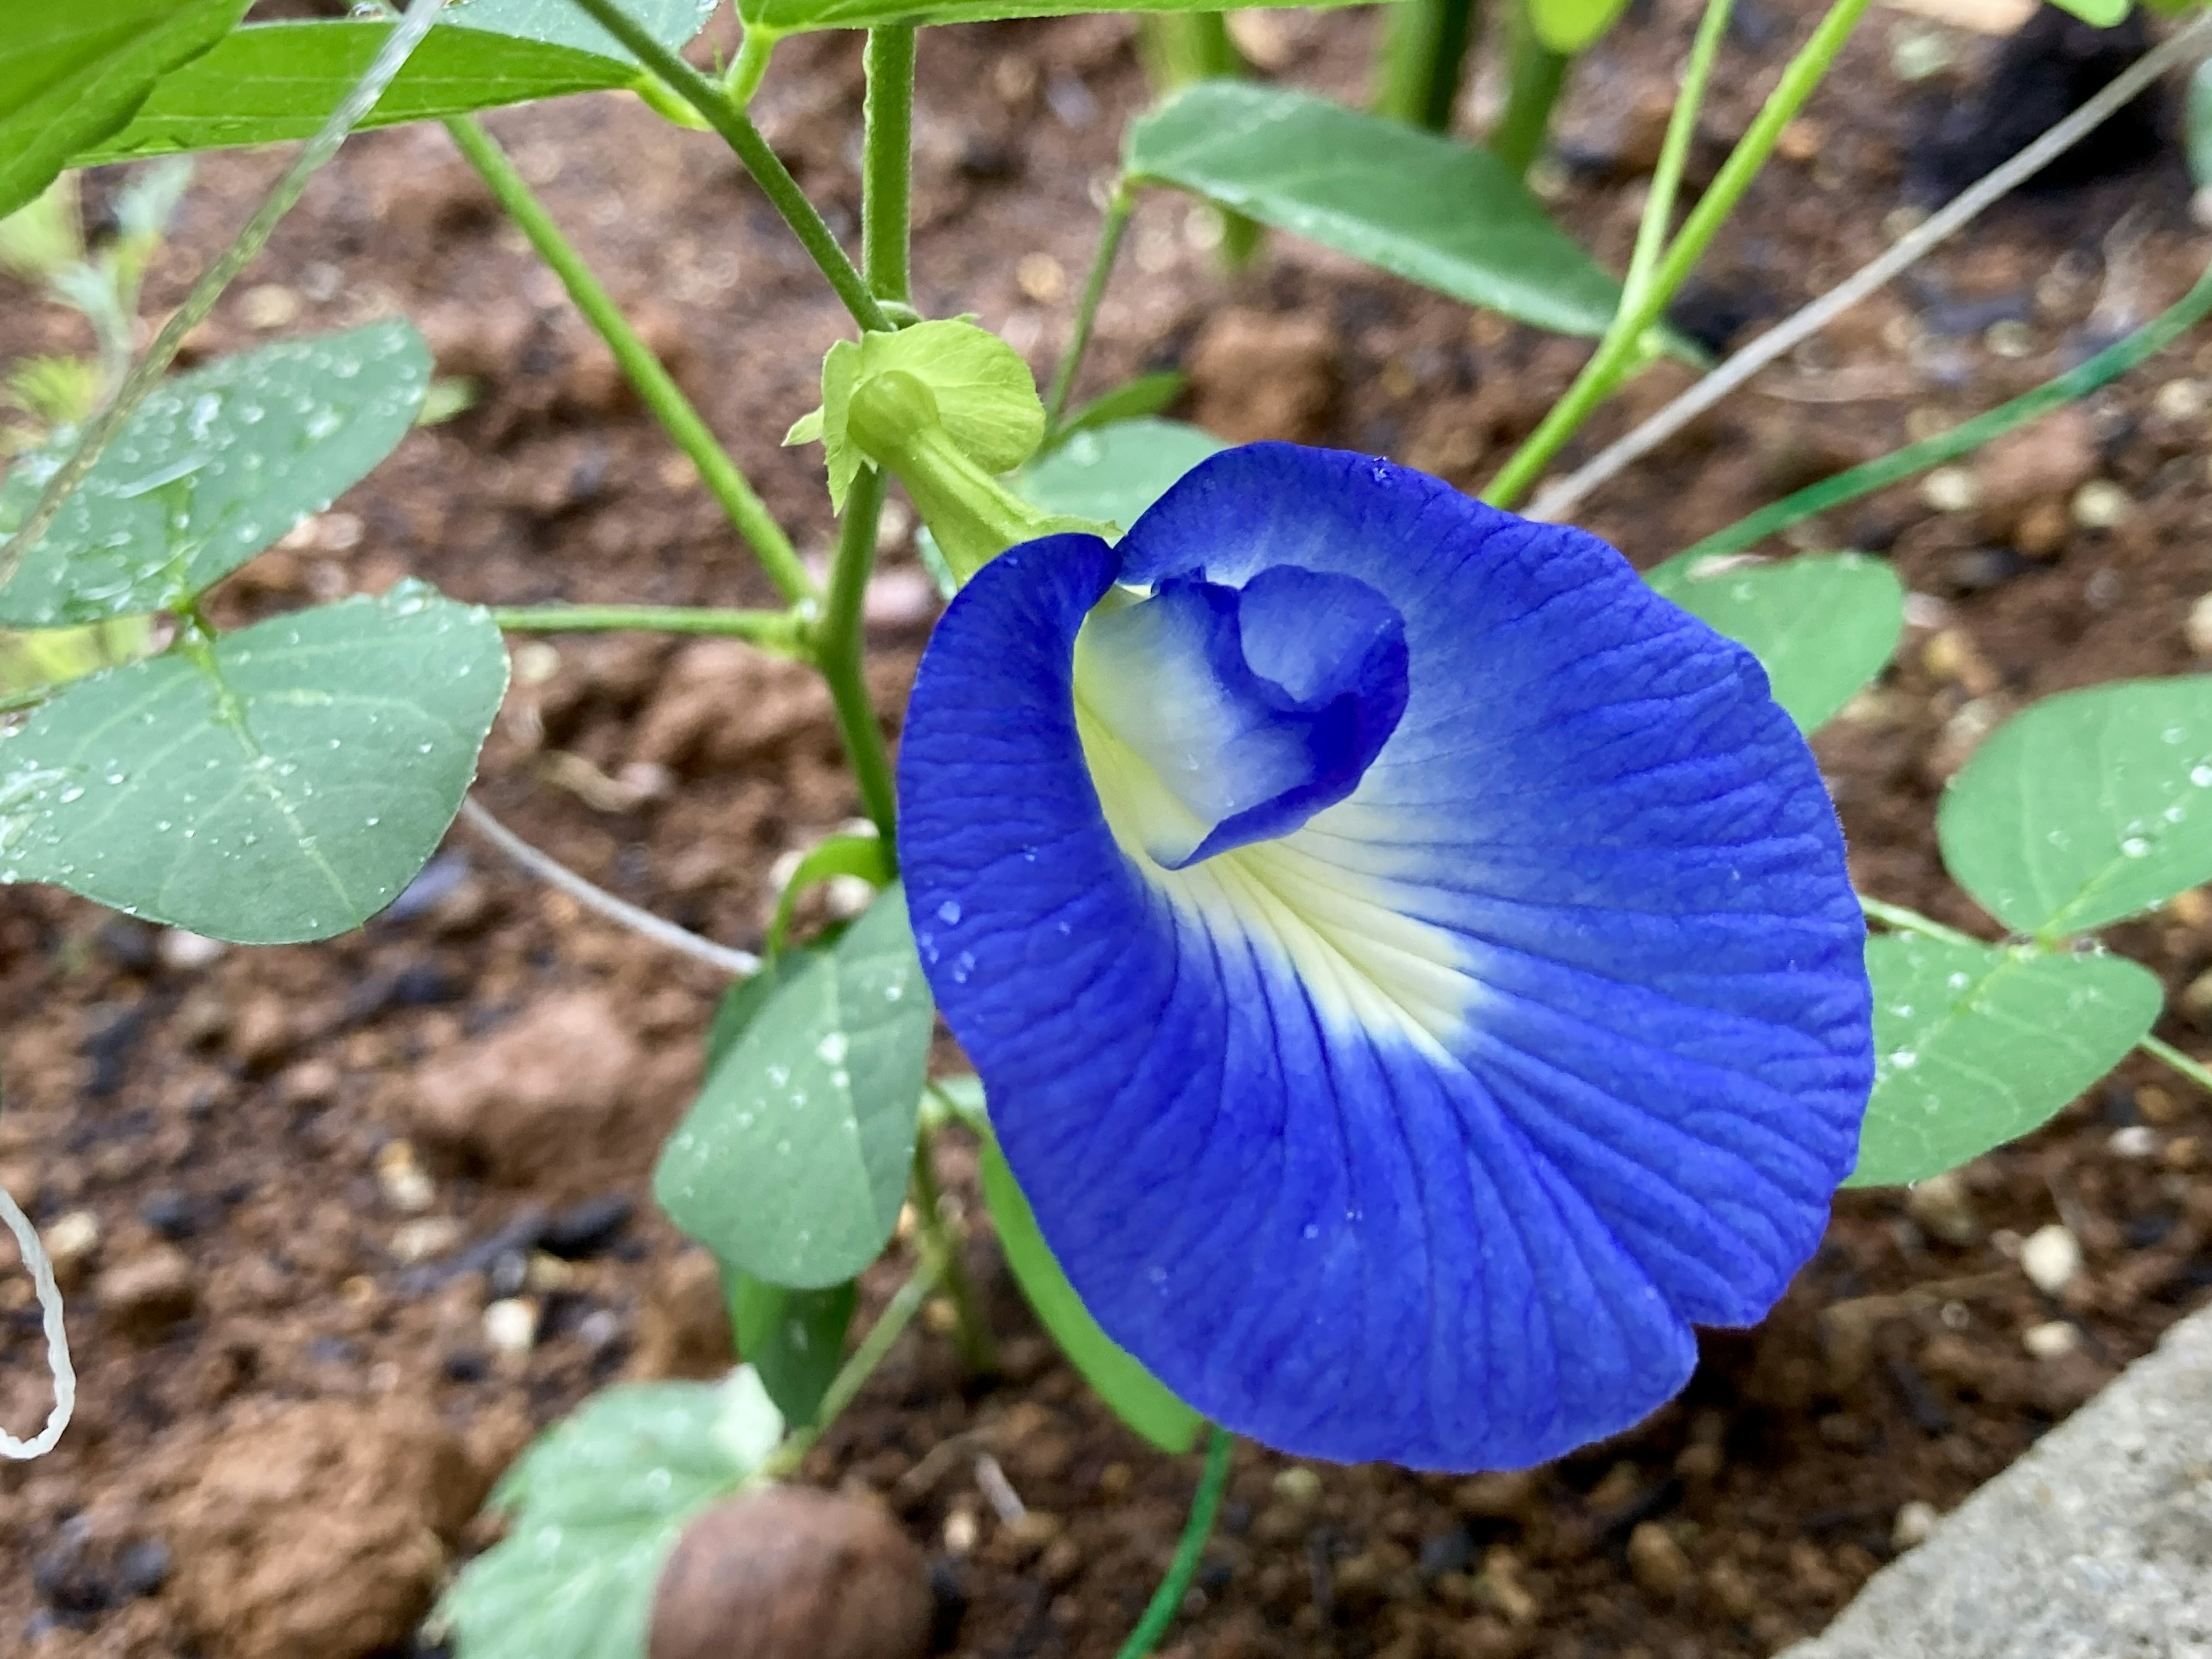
[458,796,759,977]
[0,1178,74,1460]
[1527,10,2212,524]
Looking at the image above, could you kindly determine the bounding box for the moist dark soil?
[5,2,2212,1656]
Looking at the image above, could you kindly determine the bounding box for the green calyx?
[786,319,1105,582]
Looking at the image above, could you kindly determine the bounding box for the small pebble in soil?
[374,1141,436,1215]
[650,1488,931,1659]
[1920,467,1979,514]
[1272,1466,1323,1506]
[1905,1171,1983,1246]
[1626,1522,1691,1599]
[140,1189,202,1240]
[44,1209,101,1287]
[115,1538,173,1599]
[392,1217,465,1264]
[540,1194,634,1258]
[482,1297,539,1356]
[156,929,228,971]
[2024,1319,2082,1359]
[96,1243,198,1339]
[2021,1222,2083,1294]
[2108,1125,2160,1160]
[1891,1499,1940,1551]
[2187,594,2212,658]
[2071,480,2131,530]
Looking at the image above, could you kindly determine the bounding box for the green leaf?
[1018,418,1225,537]
[0,584,507,944]
[1053,370,1189,444]
[74,0,715,164]
[729,1272,855,1428]
[1528,0,1634,51]
[703,950,813,1077]
[982,1136,1202,1453]
[2190,59,2212,193]
[743,0,1359,33]
[0,0,247,218]
[1127,82,1624,340]
[1939,679,2212,938]
[437,1367,781,1659]
[2044,0,2131,24]
[1848,934,2159,1187]
[656,885,933,1290]
[0,321,431,628]
[1643,552,1903,734]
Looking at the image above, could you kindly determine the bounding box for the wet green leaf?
[0,585,506,944]
[1127,82,1623,339]
[1849,934,2159,1187]
[1939,679,2212,938]
[982,1135,1202,1453]
[436,1367,781,1659]
[657,887,933,1290]
[74,0,715,162]
[0,321,431,627]
[1018,418,1224,536]
[1644,552,1903,734]
[0,0,247,218]
[729,1273,855,1427]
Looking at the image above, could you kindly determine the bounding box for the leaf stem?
[561,0,892,335]
[2141,1033,2212,1097]
[444,116,815,604]
[1489,6,1568,179]
[0,0,450,596]
[1043,181,1135,435]
[1859,894,1979,949]
[1373,0,1483,131]
[491,603,806,650]
[1662,255,2212,566]
[1483,0,1873,509]
[1620,0,1735,314]
[862,26,916,309]
[763,1251,942,1479]
[814,468,900,847]
[1113,1426,1236,1659]
[911,1127,997,1376]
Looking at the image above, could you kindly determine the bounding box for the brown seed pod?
[649,1486,933,1659]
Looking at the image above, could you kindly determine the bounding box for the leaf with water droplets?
[435,1366,782,1659]
[1644,551,1903,734]
[729,1271,855,1429]
[982,1132,1203,1453]
[657,885,933,1289]
[0,0,247,219]
[0,321,430,627]
[1020,417,1225,538]
[0,585,506,944]
[1847,933,2159,1187]
[70,0,717,165]
[1938,679,2212,938]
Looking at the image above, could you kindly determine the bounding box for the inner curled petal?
[1071,566,1409,869]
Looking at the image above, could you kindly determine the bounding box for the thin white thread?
[458,797,759,976]
[1527,11,2212,523]
[0,1178,74,1460]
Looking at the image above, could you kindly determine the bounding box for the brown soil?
[5,3,2212,1657]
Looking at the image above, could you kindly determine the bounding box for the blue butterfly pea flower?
[897,442,1873,1471]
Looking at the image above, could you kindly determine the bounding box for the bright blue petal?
[897,444,1872,1471]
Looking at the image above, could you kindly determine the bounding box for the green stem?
[0,0,449,593]
[1043,181,1135,435]
[1489,6,1569,178]
[726,27,775,105]
[1622,0,1735,312]
[862,26,916,307]
[1484,0,1872,509]
[562,0,891,335]
[1137,15,1259,267]
[491,603,806,650]
[1113,1427,1237,1659]
[1669,257,2212,566]
[445,116,815,605]
[1859,895,1979,948]
[762,1252,941,1478]
[911,1128,998,1374]
[1374,0,1482,130]
[2141,1033,2212,1097]
[814,467,900,846]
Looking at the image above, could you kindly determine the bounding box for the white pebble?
[1891,1499,1939,1551]
[2071,480,2130,530]
[942,1509,979,1554]
[373,1141,435,1215]
[2108,1125,2160,1160]
[2186,593,2212,658]
[45,1210,101,1269]
[483,1297,539,1356]
[2023,1319,2081,1359]
[390,1217,463,1264]
[2021,1222,2082,1295]
[1921,467,1980,514]
[156,930,228,971]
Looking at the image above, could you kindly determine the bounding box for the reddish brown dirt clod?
[164,1396,486,1659]
[647,1487,932,1659]
[1187,309,1340,444]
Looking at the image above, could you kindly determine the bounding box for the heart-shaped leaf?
[0,583,506,944]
